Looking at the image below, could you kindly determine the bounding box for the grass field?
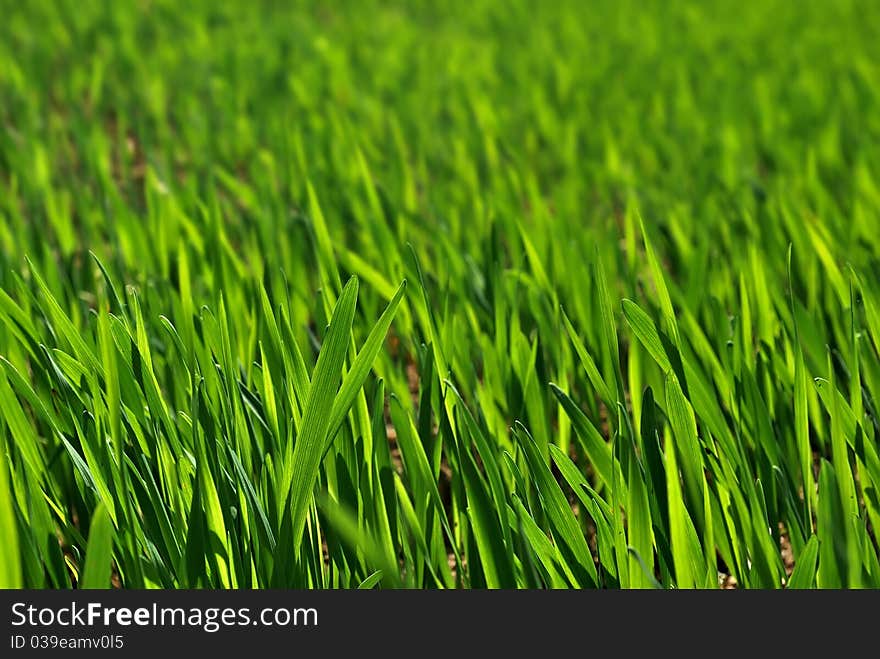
[1,0,879,589]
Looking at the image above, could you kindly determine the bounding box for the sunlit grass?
[1,0,879,588]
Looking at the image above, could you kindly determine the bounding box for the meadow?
[1,0,879,588]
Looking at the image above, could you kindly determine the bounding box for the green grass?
[1,0,879,589]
